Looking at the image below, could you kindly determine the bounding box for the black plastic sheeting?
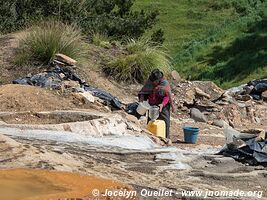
[248,79,267,99]
[13,66,85,89]
[125,102,142,119]
[84,86,122,109]
[218,137,267,165]
[13,66,122,109]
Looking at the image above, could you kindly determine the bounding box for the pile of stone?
[170,71,266,128]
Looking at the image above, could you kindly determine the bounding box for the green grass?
[92,32,112,49]
[15,20,89,66]
[134,0,237,55]
[135,0,267,88]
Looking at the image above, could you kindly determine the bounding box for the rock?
[221,92,236,103]
[171,70,182,82]
[59,73,66,79]
[190,108,207,123]
[227,84,246,96]
[224,127,257,144]
[262,91,267,102]
[184,89,195,105]
[72,87,86,93]
[195,87,210,99]
[212,120,229,128]
[235,94,252,101]
[215,100,229,105]
[0,133,21,148]
[118,112,140,125]
[255,117,261,124]
[246,106,256,123]
[55,53,77,66]
[240,128,266,140]
[211,157,236,165]
[192,81,224,101]
[61,80,80,89]
[181,106,189,112]
[237,103,246,108]
[243,85,254,94]
[76,92,95,104]
[53,59,68,68]
[195,98,221,109]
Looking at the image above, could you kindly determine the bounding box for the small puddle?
[0,169,134,200]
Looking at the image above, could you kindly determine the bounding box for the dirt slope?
[0,84,79,112]
[0,33,137,104]
[0,33,42,84]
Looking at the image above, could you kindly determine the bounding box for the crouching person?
[138,69,174,140]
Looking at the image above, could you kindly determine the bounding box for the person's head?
[149,69,163,85]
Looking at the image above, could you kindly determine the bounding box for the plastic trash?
[136,101,150,116]
[218,128,267,164]
[84,86,122,109]
[13,63,123,110]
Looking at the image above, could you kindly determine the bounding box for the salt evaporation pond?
[0,127,159,150]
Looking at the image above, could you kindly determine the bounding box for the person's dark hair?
[149,69,163,82]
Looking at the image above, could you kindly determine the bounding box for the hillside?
[135,0,267,88]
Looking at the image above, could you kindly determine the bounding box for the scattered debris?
[227,79,267,100]
[13,54,122,110]
[219,137,267,165]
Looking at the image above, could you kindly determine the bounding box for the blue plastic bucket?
[183,127,199,144]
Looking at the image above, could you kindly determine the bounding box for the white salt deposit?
[0,127,158,150]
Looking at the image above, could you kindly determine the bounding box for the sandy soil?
[0,169,132,200]
[0,84,104,112]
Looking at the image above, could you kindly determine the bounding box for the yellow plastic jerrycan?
[147,120,166,138]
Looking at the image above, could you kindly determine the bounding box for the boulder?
[55,53,77,66]
[190,108,207,123]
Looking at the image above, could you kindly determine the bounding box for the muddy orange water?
[0,169,136,200]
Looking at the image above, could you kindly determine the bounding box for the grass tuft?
[103,39,171,83]
[15,20,89,66]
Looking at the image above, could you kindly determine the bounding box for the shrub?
[150,29,165,45]
[16,21,89,65]
[103,39,171,83]
[0,0,159,40]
